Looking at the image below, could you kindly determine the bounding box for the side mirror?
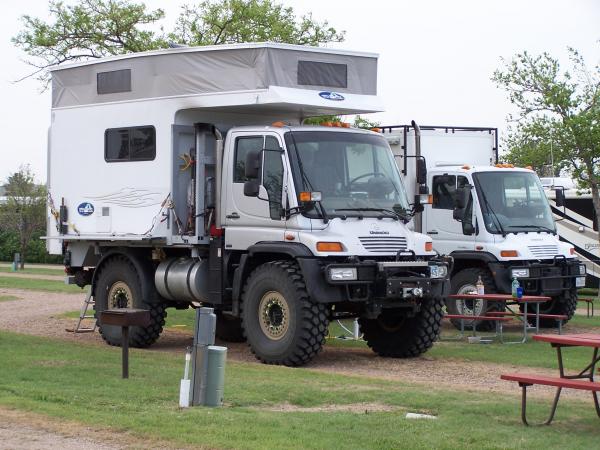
[244,150,261,179]
[555,188,565,207]
[416,157,427,185]
[243,180,260,197]
[453,208,464,221]
[462,221,475,235]
[413,194,424,213]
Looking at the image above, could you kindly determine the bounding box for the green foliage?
[13,0,345,85]
[493,47,600,227]
[353,115,380,129]
[169,0,344,46]
[302,115,343,125]
[0,167,49,268]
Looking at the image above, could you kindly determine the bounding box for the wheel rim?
[258,291,289,340]
[107,281,133,309]
[456,283,485,316]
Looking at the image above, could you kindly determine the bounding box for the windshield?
[473,171,556,234]
[285,131,410,218]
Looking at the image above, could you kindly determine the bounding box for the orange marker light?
[299,192,311,202]
[317,242,344,252]
[271,121,286,127]
[570,247,575,255]
[425,242,433,252]
[500,250,518,257]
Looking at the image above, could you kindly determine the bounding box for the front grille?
[528,245,558,259]
[359,236,407,253]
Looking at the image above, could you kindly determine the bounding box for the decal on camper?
[319,91,345,101]
[77,202,95,216]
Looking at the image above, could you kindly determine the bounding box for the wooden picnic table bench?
[501,333,600,425]
[447,293,551,343]
[487,311,568,334]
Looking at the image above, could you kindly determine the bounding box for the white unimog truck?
[382,124,586,330]
[46,43,451,366]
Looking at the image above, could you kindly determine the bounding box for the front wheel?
[359,296,444,358]
[240,261,329,366]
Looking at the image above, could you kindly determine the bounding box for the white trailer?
[46,43,451,366]
[383,124,586,329]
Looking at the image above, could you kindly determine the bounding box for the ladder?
[66,290,97,333]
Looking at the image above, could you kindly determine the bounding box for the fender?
[450,251,499,265]
[91,247,162,304]
[231,242,344,309]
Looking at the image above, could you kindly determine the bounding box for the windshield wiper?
[477,187,506,237]
[508,224,556,234]
[334,207,406,222]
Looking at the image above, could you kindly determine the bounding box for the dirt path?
[1,287,594,402]
[0,407,179,450]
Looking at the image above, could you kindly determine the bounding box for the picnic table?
[501,333,600,425]
[447,293,552,343]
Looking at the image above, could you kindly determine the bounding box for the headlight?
[579,265,587,276]
[511,268,530,278]
[429,264,448,279]
[328,267,357,281]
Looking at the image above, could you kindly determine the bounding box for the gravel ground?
[0,272,64,281]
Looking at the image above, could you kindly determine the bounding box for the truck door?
[425,173,475,253]
[223,131,287,250]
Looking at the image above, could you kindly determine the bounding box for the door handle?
[427,230,438,235]
[226,212,240,219]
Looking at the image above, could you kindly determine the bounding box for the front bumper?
[324,257,451,303]
[490,257,586,296]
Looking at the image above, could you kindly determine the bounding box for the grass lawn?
[0,276,85,294]
[1,331,600,449]
[0,266,64,276]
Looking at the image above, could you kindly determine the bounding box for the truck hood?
[297,217,435,257]
[491,232,574,261]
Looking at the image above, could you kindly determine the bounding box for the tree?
[0,167,47,269]
[493,47,600,234]
[13,0,345,86]
[169,0,344,46]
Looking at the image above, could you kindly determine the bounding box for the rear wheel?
[446,268,503,331]
[359,296,443,358]
[240,261,329,366]
[94,255,166,347]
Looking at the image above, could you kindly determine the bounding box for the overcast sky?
[1,0,598,183]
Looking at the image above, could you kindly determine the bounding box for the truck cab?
[384,125,586,328]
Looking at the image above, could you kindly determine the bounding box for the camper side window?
[105,126,156,162]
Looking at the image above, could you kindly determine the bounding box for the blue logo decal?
[77,202,94,216]
[319,91,345,101]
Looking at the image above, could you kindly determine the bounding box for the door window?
[233,135,284,220]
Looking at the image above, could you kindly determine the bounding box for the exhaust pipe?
[213,127,224,229]
[411,120,423,233]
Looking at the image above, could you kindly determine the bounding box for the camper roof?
[50,42,382,115]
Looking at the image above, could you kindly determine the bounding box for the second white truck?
[383,124,586,329]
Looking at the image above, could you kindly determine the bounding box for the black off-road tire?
[359,296,444,358]
[240,261,329,366]
[215,312,246,343]
[94,255,166,348]
[520,288,577,328]
[447,268,503,331]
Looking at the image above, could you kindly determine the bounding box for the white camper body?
[383,125,586,327]
[46,43,450,366]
